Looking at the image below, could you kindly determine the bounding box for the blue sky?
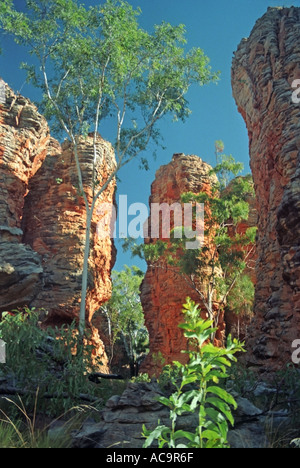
[1,0,299,271]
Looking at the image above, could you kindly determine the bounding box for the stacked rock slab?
[0,82,117,371]
[0,82,48,311]
[140,153,225,376]
[232,7,300,369]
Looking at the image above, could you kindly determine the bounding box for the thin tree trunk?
[79,208,93,336]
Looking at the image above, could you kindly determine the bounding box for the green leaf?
[157,396,174,409]
[206,396,234,426]
[173,430,195,442]
[207,386,237,409]
[142,424,170,448]
[181,374,198,386]
[201,429,221,441]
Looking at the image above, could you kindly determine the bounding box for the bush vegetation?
[143,298,245,448]
[0,308,104,417]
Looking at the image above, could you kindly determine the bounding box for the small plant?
[143,298,245,448]
[152,351,166,376]
[0,308,103,417]
[131,373,151,383]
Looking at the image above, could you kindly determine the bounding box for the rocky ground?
[68,377,300,449]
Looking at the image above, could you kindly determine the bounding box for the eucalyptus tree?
[128,145,257,334]
[0,0,218,335]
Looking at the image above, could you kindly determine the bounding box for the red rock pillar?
[140,153,225,376]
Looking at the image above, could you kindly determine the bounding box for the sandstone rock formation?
[0,82,117,370]
[140,153,225,375]
[0,83,49,311]
[72,381,195,448]
[232,7,300,369]
[72,380,282,449]
[22,136,117,327]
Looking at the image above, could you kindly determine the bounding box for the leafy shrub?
[143,298,245,448]
[0,308,102,416]
[131,373,151,383]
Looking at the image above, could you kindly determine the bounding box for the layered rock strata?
[22,136,117,327]
[0,82,117,370]
[232,7,300,368]
[0,83,49,311]
[72,381,276,449]
[140,153,225,375]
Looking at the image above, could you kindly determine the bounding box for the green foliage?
[0,0,218,335]
[0,400,73,448]
[142,298,245,448]
[128,142,256,326]
[0,0,30,53]
[101,266,149,374]
[213,140,244,190]
[226,274,255,320]
[131,373,151,384]
[151,351,166,375]
[0,308,102,417]
[0,0,218,164]
[180,161,256,321]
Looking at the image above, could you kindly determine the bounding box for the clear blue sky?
[0,0,299,271]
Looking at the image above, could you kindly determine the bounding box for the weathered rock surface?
[0,82,117,370]
[232,7,300,369]
[72,381,198,449]
[23,136,117,328]
[72,381,288,449]
[0,82,49,311]
[0,240,42,312]
[140,154,225,376]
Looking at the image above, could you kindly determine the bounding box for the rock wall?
[0,82,117,370]
[140,153,225,375]
[0,83,49,311]
[22,136,117,327]
[72,380,283,449]
[232,7,300,369]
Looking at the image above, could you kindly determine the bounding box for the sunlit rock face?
[23,136,117,371]
[140,153,225,376]
[0,82,117,371]
[23,136,117,326]
[232,7,300,369]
